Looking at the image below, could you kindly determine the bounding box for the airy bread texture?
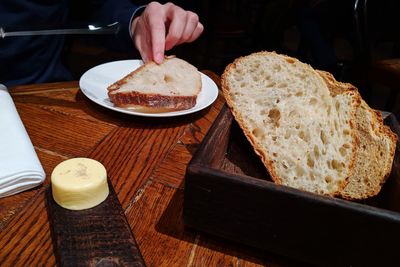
[222,51,360,196]
[318,71,398,200]
[108,56,201,112]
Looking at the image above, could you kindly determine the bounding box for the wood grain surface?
[46,184,145,267]
[0,74,297,266]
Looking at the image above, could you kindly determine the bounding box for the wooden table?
[0,72,301,266]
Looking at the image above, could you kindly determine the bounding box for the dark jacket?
[0,0,138,86]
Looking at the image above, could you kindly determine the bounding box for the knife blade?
[0,22,120,38]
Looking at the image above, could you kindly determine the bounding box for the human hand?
[131,2,204,64]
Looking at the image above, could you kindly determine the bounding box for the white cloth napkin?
[0,84,45,198]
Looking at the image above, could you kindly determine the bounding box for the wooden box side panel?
[189,105,233,168]
[184,170,400,267]
[184,109,400,267]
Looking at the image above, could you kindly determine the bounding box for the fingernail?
[155,52,163,64]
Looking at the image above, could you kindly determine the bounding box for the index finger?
[147,15,166,64]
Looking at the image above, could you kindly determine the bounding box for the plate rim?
[79,59,219,117]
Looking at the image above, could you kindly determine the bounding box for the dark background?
[64,0,400,115]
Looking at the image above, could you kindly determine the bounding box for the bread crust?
[223,51,397,199]
[318,70,398,199]
[108,62,149,93]
[108,90,197,111]
[107,56,200,111]
[222,51,360,196]
[222,53,281,184]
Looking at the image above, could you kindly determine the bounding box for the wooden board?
[46,181,145,267]
[184,105,400,267]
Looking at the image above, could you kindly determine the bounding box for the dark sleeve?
[88,0,141,51]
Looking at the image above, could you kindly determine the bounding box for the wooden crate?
[184,105,400,267]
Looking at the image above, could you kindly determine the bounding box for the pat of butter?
[51,158,109,210]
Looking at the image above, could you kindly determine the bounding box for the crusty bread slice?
[108,56,201,112]
[318,70,398,200]
[221,51,360,196]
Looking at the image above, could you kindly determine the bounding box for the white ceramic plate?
[79,60,219,117]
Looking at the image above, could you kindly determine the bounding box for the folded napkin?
[0,84,45,198]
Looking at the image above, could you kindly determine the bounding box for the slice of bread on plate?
[318,70,398,200]
[221,51,360,196]
[108,56,201,112]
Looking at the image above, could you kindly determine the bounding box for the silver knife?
[0,22,120,38]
